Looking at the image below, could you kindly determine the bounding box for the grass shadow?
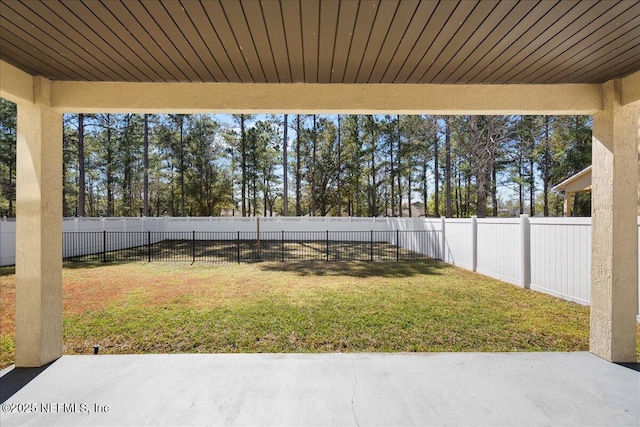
[258,259,447,278]
[0,266,15,276]
[1,262,133,274]
[62,261,138,270]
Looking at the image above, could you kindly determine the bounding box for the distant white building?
[553,164,640,217]
[552,166,592,217]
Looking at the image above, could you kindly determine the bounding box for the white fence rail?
[1,216,639,317]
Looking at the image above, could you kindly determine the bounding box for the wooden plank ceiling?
[1,0,639,84]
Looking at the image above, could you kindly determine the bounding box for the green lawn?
[1,260,638,368]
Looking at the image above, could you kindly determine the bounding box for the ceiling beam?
[51,80,602,115]
[0,60,34,104]
[1,59,608,114]
[621,69,640,107]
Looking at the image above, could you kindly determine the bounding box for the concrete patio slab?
[0,352,638,426]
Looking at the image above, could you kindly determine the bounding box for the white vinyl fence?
[0,217,442,264]
[0,219,15,267]
[441,219,474,269]
[0,216,638,317]
[529,218,591,304]
[476,218,524,285]
[442,216,636,319]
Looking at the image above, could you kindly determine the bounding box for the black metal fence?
[63,230,442,263]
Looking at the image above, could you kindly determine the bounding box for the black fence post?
[370,230,374,262]
[256,218,261,262]
[326,230,329,261]
[396,229,400,262]
[102,230,107,263]
[192,230,196,264]
[281,230,285,262]
[147,230,151,263]
[237,231,240,264]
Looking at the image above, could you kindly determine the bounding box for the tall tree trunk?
[369,117,377,217]
[390,118,395,217]
[179,115,185,216]
[407,166,412,217]
[529,157,535,216]
[8,162,13,217]
[241,114,247,217]
[122,115,132,217]
[295,115,302,216]
[473,117,487,218]
[311,114,317,216]
[396,115,402,216]
[283,114,289,216]
[370,146,377,217]
[433,127,440,217]
[476,181,487,218]
[264,174,268,217]
[465,174,471,217]
[62,147,67,216]
[253,174,258,217]
[337,114,342,216]
[106,115,114,217]
[543,116,550,216]
[492,163,498,217]
[355,175,361,216]
[78,113,86,217]
[445,116,452,218]
[454,167,461,217]
[455,164,461,217]
[86,178,93,216]
[367,148,372,216]
[143,114,149,217]
[422,160,428,216]
[485,167,492,217]
[518,145,524,215]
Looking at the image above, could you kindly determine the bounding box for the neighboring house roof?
[552,166,592,195]
[383,204,424,218]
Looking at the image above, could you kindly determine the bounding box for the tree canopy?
[0,98,592,218]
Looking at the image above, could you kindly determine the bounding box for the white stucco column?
[590,80,639,362]
[15,77,63,367]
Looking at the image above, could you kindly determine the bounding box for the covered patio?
[1,352,638,426]
[552,165,592,217]
[0,0,639,423]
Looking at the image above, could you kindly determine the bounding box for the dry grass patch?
[1,261,638,368]
[0,267,16,367]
